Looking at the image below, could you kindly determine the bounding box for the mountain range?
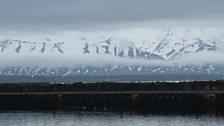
[0,31,224,79]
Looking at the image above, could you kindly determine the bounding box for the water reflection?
[0,111,223,126]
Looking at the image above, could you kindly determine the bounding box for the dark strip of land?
[0,80,224,92]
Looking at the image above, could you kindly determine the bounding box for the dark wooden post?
[207,94,216,115]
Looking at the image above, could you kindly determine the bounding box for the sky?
[0,0,224,32]
[0,0,224,67]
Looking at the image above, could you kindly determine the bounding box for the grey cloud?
[0,0,224,31]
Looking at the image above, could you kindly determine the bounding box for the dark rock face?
[0,39,65,54]
[83,43,90,54]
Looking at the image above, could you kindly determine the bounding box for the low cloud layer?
[1,51,224,67]
[0,28,224,67]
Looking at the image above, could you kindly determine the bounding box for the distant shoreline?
[0,74,223,84]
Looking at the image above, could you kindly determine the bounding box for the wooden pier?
[0,81,224,114]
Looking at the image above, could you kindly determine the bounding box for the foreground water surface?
[0,112,224,126]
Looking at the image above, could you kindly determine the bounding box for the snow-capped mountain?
[83,31,220,61]
[0,30,224,78]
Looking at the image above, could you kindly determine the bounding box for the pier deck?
[0,81,224,114]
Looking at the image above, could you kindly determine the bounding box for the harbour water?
[0,111,224,126]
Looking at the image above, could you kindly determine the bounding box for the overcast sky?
[0,0,224,31]
[1,0,224,67]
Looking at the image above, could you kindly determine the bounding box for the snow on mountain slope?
[83,30,221,61]
[0,65,224,77]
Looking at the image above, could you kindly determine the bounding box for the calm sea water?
[0,112,223,126]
